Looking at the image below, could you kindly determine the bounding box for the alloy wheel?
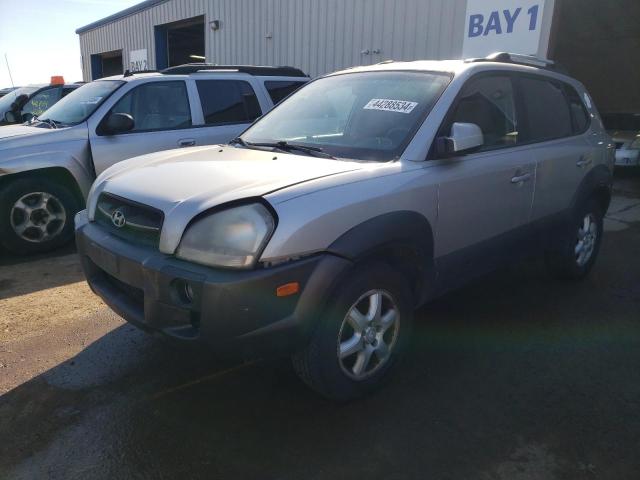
[337,289,400,380]
[9,192,67,243]
[575,212,598,267]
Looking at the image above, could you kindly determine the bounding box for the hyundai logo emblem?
[111,208,126,228]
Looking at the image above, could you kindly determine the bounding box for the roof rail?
[467,52,568,74]
[123,69,159,77]
[160,63,308,77]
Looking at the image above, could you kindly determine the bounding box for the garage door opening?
[155,15,205,70]
[90,50,123,80]
[91,50,123,80]
[549,0,640,115]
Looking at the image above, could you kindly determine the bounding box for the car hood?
[0,124,55,140]
[90,145,364,252]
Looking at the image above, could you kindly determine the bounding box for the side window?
[22,87,62,116]
[109,81,191,133]
[264,80,307,104]
[447,75,518,151]
[564,85,590,134]
[62,87,77,98]
[520,77,573,142]
[196,80,262,125]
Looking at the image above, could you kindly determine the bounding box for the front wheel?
[0,177,80,255]
[545,198,604,280]
[292,262,414,401]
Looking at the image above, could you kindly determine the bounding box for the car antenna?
[4,53,16,90]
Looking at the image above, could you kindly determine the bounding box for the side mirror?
[4,111,18,124]
[21,112,35,123]
[436,122,484,157]
[102,113,135,135]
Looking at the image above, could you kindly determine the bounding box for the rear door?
[89,79,202,175]
[517,75,593,221]
[433,73,536,285]
[191,78,264,144]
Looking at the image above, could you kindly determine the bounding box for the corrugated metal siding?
[79,0,468,81]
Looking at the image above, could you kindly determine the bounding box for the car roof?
[326,53,577,84]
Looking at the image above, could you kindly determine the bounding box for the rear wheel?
[0,177,80,254]
[545,198,604,280]
[292,262,413,401]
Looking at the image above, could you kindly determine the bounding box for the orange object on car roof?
[50,76,64,85]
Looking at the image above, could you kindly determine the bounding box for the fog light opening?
[174,279,195,305]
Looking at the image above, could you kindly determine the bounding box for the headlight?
[176,203,275,269]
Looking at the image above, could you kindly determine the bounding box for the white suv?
[76,53,614,400]
[0,65,308,254]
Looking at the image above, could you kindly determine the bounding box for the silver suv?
[75,53,614,400]
[0,65,308,254]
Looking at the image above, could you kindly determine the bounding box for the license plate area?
[90,241,119,277]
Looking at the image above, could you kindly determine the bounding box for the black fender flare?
[326,210,436,305]
[570,164,613,214]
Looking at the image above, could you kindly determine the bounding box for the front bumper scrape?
[76,220,352,358]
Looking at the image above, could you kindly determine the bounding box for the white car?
[602,113,640,167]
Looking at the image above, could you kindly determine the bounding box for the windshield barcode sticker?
[80,97,103,105]
[364,99,418,114]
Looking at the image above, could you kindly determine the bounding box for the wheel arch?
[571,164,612,214]
[0,167,85,208]
[326,210,436,307]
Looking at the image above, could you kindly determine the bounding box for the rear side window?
[109,81,192,132]
[447,75,519,151]
[264,80,307,104]
[520,77,572,142]
[196,80,262,125]
[564,85,590,134]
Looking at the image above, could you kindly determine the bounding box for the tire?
[0,177,81,255]
[292,262,414,401]
[545,197,604,280]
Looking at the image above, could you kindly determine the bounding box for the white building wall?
[78,0,555,81]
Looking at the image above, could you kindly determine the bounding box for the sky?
[0,0,142,88]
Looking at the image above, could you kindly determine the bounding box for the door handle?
[576,157,592,168]
[178,138,196,147]
[511,172,532,184]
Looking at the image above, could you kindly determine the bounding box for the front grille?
[95,193,163,247]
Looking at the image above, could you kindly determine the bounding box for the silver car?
[76,53,614,400]
[0,65,308,254]
[0,82,81,125]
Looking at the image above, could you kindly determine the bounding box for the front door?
[433,74,536,286]
[89,80,202,175]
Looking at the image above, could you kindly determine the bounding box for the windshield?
[39,80,124,126]
[0,86,38,112]
[242,71,451,161]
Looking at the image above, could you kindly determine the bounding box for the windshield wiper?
[246,140,337,159]
[33,117,59,129]
[229,137,247,147]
